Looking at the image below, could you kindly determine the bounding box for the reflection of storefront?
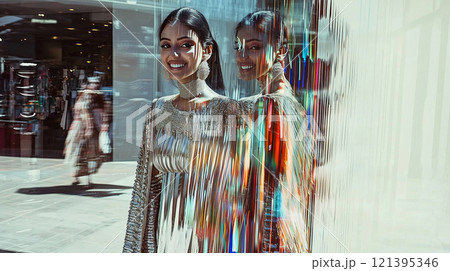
[1,0,324,161]
[0,2,112,158]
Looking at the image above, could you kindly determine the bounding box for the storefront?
[0,1,112,159]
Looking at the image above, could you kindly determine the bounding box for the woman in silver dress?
[123,7,240,253]
[235,10,314,252]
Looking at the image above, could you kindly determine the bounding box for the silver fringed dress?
[123,84,241,253]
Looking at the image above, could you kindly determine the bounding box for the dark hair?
[235,10,289,51]
[159,7,225,91]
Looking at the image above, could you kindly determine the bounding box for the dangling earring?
[270,44,288,80]
[197,54,210,80]
[270,61,284,80]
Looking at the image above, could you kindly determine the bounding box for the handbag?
[99,131,111,154]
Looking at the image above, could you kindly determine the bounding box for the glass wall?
[111,0,259,160]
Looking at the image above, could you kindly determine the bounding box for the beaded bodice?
[150,94,236,174]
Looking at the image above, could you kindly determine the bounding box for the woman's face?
[160,22,204,84]
[235,26,277,81]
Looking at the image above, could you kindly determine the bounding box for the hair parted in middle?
[159,7,225,91]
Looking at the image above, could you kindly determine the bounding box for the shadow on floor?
[0,249,20,253]
[16,183,132,198]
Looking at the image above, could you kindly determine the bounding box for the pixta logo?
[125,105,171,147]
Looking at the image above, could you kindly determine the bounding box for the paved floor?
[1,156,449,253]
[0,156,136,253]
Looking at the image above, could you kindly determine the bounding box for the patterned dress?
[64,91,106,177]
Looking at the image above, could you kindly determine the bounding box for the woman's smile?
[238,63,256,76]
[160,23,203,84]
[235,27,275,81]
[168,61,187,70]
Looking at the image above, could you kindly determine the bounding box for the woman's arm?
[123,101,161,253]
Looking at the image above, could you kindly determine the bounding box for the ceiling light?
[0,38,2,41]
[69,9,74,12]
[88,31,92,34]
[52,36,58,40]
[104,24,108,27]
[0,29,11,35]
[75,43,82,46]
[31,19,57,24]
[91,29,99,32]
[20,63,37,67]
[67,27,75,30]
[38,13,44,17]
[86,60,91,64]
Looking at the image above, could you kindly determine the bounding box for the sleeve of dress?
[100,95,109,133]
[228,100,253,252]
[123,100,162,253]
[247,95,313,253]
[276,97,314,253]
[254,97,287,252]
[191,98,248,252]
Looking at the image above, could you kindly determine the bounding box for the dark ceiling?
[0,1,112,67]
